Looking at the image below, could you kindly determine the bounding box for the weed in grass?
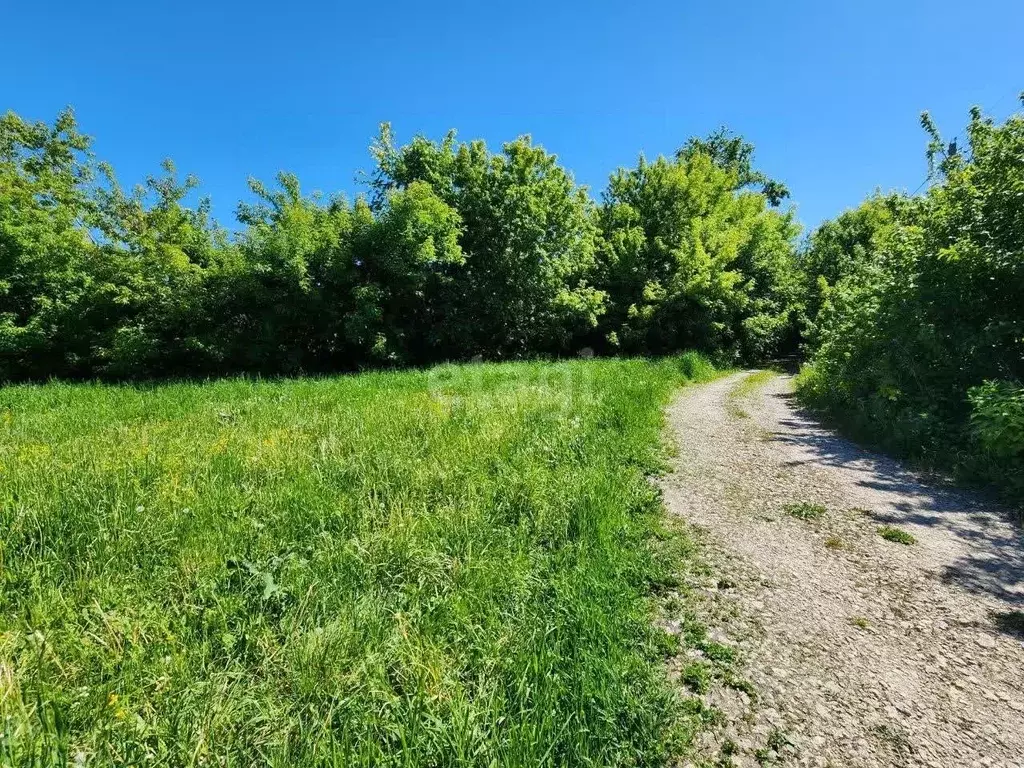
[784,502,827,521]
[825,535,844,550]
[724,675,757,699]
[878,525,916,545]
[718,738,740,765]
[700,641,737,664]
[850,616,872,630]
[649,572,684,593]
[679,698,727,727]
[654,628,682,657]
[0,356,719,766]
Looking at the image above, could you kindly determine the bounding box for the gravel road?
[660,371,1024,768]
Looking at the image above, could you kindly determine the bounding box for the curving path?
[661,372,1024,768]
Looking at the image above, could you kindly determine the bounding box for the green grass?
[681,662,714,694]
[0,353,719,766]
[783,502,826,521]
[731,370,777,399]
[878,525,916,545]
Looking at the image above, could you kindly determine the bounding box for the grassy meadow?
[0,354,718,766]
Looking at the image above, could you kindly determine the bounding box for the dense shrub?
[798,98,1024,504]
[367,125,606,360]
[1,110,800,380]
[796,193,914,351]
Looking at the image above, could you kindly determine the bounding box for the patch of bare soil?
[660,372,1024,768]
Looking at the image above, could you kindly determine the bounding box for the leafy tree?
[89,160,231,376]
[370,125,605,358]
[796,193,917,350]
[345,180,464,364]
[0,109,230,379]
[224,170,466,371]
[225,173,362,373]
[2,112,805,379]
[677,128,790,206]
[595,148,800,361]
[0,108,97,378]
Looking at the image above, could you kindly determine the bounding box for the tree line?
[1,111,799,380]
[2,98,1021,501]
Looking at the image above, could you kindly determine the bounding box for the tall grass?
[0,354,717,766]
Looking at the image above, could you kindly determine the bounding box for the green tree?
[595,147,800,361]
[0,109,232,379]
[231,172,465,370]
[223,172,364,373]
[370,125,605,358]
[796,193,917,350]
[89,160,231,376]
[0,108,97,378]
[346,180,464,364]
[677,128,790,206]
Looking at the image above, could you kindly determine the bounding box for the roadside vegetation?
[0,355,719,766]
[3,99,1020,494]
[726,370,778,419]
[783,502,827,522]
[796,96,1024,506]
[878,526,917,546]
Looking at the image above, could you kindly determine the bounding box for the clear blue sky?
[3,0,1022,232]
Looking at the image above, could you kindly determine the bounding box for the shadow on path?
[766,390,1024,618]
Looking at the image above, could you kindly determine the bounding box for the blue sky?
[3,0,1022,232]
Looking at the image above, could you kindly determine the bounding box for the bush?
[969,380,1024,496]
[1,111,800,381]
[797,97,1024,506]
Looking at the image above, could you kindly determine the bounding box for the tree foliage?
[369,125,605,358]
[677,128,790,206]
[595,149,800,361]
[799,98,1024,501]
[1,111,801,380]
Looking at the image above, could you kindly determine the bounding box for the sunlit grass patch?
[726,370,777,419]
[0,355,718,766]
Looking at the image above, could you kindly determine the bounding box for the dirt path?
[660,371,1024,768]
